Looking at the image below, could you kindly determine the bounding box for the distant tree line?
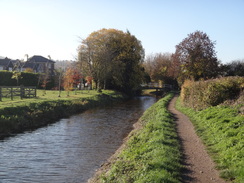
[143,31,244,88]
[1,30,242,96]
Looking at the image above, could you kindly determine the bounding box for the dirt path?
[168,96,226,183]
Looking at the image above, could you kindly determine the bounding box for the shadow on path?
[168,96,226,183]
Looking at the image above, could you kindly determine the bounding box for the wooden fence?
[0,86,36,101]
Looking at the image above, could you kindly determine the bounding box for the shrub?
[180,76,244,110]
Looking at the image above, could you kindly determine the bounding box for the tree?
[143,53,174,84]
[63,67,82,96]
[55,68,64,97]
[78,28,145,95]
[173,31,220,84]
[11,71,22,86]
[63,68,74,96]
[223,59,244,76]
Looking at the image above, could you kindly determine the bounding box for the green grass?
[0,89,125,138]
[141,89,157,95]
[0,89,118,108]
[176,99,244,183]
[98,93,182,183]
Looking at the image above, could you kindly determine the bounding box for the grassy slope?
[0,90,125,138]
[176,99,244,183]
[98,93,182,183]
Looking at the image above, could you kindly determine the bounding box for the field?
[0,89,116,108]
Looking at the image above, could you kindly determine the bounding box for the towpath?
[168,96,226,183]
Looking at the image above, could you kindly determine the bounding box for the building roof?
[28,55,55,63]
[0,58,11,66]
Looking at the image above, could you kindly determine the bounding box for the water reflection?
[0,96,156,183]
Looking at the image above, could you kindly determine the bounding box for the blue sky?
[1,0,243,63]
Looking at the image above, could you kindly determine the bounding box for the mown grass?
[176,99,244,183]
[0,89,114,108]
[97,93,182,183]
[0,89,125,138]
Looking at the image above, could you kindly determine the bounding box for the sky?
[0,0,244,63]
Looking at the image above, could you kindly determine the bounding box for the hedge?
[0,71,39,86]
[180,76,244,110]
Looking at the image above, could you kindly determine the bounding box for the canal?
[0,96,156,183]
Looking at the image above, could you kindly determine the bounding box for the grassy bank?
[176,99,244,182]
[92,93,182,183]
[0,90,125,139]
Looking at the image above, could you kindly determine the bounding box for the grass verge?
[176,99,244,183]
[0,90,125,139]
[93,93,182,183]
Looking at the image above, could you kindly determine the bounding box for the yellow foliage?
[180,79,194,103]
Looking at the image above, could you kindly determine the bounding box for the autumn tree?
[78,28,145,95]
[143,53,175,84]
[63,67,82,96]
[173,31,220,84]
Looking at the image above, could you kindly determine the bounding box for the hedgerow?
[0,70,39,86]
[180,76,244,110]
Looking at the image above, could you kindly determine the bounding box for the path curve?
[168,96,226,183]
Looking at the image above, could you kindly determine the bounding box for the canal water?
[0,96,156,183]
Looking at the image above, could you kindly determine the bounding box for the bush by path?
[180,76,244,110]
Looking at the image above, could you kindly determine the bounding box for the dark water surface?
[0,96,156,183]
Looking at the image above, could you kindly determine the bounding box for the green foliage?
[0,71,16,85]
[223,59,244,77]
[181,76,244,110]
[176,99,244,182]
[0,71,39,86]
[21,72,39,86]
[99,94,182,183]
[78,28,145,96]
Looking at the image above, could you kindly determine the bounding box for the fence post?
[0,87,2,101]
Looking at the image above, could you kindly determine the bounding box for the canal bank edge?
[0,92,127,139]
[88,93,182,183]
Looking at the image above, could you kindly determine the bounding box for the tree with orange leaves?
[63,67,82,96]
